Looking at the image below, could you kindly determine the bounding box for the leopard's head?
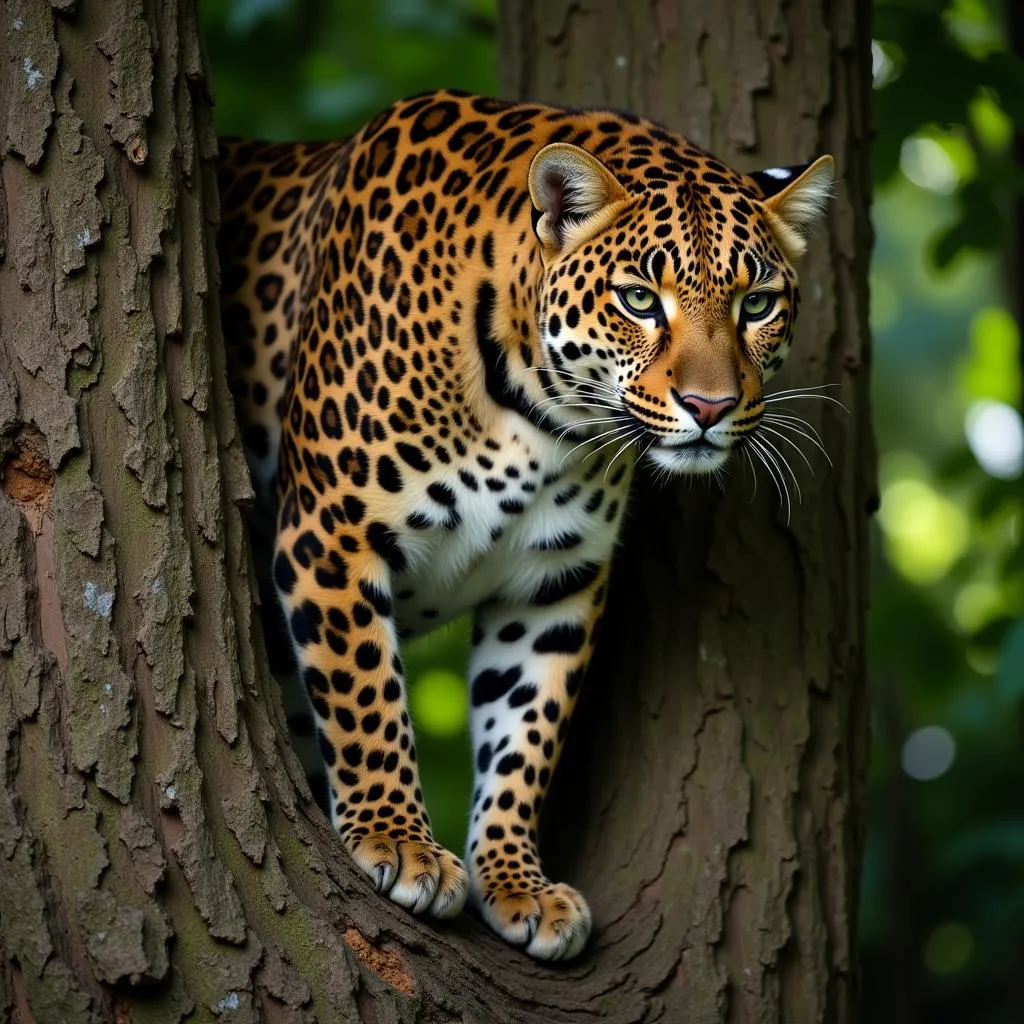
[528,141,834,476]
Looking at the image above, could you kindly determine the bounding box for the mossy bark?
[0,1,872,1022]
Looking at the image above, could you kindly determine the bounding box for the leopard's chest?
[390,420,632,637]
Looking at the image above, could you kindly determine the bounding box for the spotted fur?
[218,90,833,960]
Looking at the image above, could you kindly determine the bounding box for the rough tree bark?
[504,2,876,1021]
[0,2,872,1023]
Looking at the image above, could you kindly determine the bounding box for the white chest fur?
[391,416,633,635]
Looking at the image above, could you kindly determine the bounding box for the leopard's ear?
[752,155,835,260]
[528,143,630,260]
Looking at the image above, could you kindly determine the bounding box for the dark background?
[201,1,1024,1019]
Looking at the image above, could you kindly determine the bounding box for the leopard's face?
[529,143,833,477]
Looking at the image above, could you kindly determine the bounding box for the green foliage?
[403,625,472,850]
[204,0,496,140]
[874,0,1024,266]
[866,1,1024,1019]
[202,1,1024,1017]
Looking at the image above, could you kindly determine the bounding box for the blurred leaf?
[974,476,1021,520]
[874,0,1024,267]
[935,819,1024,872]
[996,618,1024,699]
[228,0,289,34]
[957,305,1022,406]
[204,0,498,140]
[878,475,971,583]
[1006,538,1024,575]
[970,89,1014,150]
[933,445,979,483]
[304,78,383,124]
[410,668,468,738]
[971,614,1016,649]
[922,921,974,975]
[870,571,968,686]
[933,182,1006,266]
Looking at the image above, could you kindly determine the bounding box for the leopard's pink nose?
[673,392,738,429]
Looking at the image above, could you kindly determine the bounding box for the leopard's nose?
[671,391,738,429]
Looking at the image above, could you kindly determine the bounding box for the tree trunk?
[501,2,875,1022]
[0,2,872,1024]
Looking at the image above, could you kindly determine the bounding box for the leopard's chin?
[647,438,732,476]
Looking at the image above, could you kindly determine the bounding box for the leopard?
[217,88,833,961]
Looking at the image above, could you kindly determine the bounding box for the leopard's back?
[218,136,348,510]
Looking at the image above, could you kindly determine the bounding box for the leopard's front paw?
[476,880,592,960]
[350,836,469,918]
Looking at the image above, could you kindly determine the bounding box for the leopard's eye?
[619,286,659,316]
[741,292,773,319]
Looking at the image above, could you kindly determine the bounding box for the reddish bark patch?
[343,928,415,998]
[10,962,36,1024]
[126,134,148,165]
[2,429,53,535]
[3,427,67,672]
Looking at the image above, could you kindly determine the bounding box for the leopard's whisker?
[580,425,643,468]
[752,435,794,523]
[532,394,622,411]
[763,410,826,446]
[521,365,620,399]
[747,435,787,522]
[764,393,849,413]
[763,415,833,466]
[742,446,759,501]
[557,422,633,469]
[765,383,843,397]
[759,424,815,477]
[759,434,803,507]
[532,380,618,400]
[637,433,659,470]
[554,415,632,442]
[604,428,644,481]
